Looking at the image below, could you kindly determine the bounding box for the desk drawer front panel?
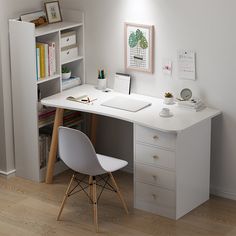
[135,164,175,190]
[135,182,175,208]
[135,125,176,149]
[135,143,175,169]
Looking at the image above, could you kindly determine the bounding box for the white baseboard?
[0,169,16,177]
[210,186,236,201]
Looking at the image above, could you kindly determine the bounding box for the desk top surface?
[41,84,221,133]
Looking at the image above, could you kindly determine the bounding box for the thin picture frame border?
[44,1,63,24]
[124,23,154,73]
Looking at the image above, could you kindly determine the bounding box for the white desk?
[41,84,220,219]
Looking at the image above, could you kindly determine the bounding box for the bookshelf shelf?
[9,9,86,182]
[35,22,83,37]
[61,56,84,65]
[37,74,61,84]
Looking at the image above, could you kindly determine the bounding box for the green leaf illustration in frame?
[129,32,138,48]
[140,36,148,49]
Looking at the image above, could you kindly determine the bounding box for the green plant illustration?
[129,32,138,48]
[128,29,148,49]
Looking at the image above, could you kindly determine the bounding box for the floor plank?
[0,171,236,235]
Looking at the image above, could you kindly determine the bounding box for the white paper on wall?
[177,50,196,80]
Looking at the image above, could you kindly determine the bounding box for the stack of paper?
[177,98,205,112]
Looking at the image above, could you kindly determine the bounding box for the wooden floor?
[0,171,236,236]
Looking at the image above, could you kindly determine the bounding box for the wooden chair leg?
[92,177,99,232]
[57,174,75,221]
[109,172,129,214]
[89,176,93,203]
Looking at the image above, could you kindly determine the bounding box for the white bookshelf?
[9,9,85,182]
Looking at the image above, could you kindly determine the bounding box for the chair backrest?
[58,126,106,176]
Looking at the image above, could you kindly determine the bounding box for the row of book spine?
[38,108,83,128]
[36,42,56,80]
[39,134,51,169]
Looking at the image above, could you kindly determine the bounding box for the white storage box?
[61,31,76,48]
[61,45,79,64]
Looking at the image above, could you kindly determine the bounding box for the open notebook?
[101,96,151,112]
[67,95,97,104]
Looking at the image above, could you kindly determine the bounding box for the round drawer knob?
[153,155,159,160]
[66,38,70,42]
[153,135,159,140]
[152,175,158,181]
[152,194,158,200]
[67,51,70,55]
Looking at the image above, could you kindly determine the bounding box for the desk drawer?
[135,164,175,190]
[135,143,175,169]
[135,125,176,149]
[61,31,76,48]
[135,182,175,208]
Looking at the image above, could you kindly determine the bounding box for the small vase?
[164,97,174,105]
[97,78,107,90]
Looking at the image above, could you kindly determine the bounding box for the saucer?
[159,111,173,118]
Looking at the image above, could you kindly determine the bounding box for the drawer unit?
[135,125,176,149]
[61,31,76,48]
[135,182,175,209]
[135,143,175,169]
[61,45,79,64]
[135,163,176,190]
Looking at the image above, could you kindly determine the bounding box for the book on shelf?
[36,48,40,80]
[62,76,81,90]
[48,42,56,77]
[39,134,51,169]
[36,42,56,80]
[36,43,45,78]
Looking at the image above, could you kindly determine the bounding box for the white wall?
[0,0,43,172]
[61,0,236,199]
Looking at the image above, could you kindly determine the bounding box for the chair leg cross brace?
[57,172,128,232]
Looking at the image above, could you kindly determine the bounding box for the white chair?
[57,126,129,232]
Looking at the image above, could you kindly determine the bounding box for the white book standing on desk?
[114,73,131,94]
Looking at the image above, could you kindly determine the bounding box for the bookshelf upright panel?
[9,9,85,182]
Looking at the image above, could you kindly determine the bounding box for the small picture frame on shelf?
[20,11,48,27]
[44,1,62,24]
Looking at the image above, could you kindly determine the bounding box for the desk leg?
[46,108,64,184]
[90,114,98,147]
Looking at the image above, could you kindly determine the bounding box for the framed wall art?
[45,1,62,24]
[125,23,154,73]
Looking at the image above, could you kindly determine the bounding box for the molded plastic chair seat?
[97,154,128,173]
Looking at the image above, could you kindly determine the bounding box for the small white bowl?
[62,72,71,80]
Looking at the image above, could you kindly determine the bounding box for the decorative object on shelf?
[180,88,192,101]
[97,69,107,90]
[125,23,154,73]
[164,92,174,105]
[20,10,48,27]
[62,66,71,80]
[159,108,173,117]
[44,1,62,24]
